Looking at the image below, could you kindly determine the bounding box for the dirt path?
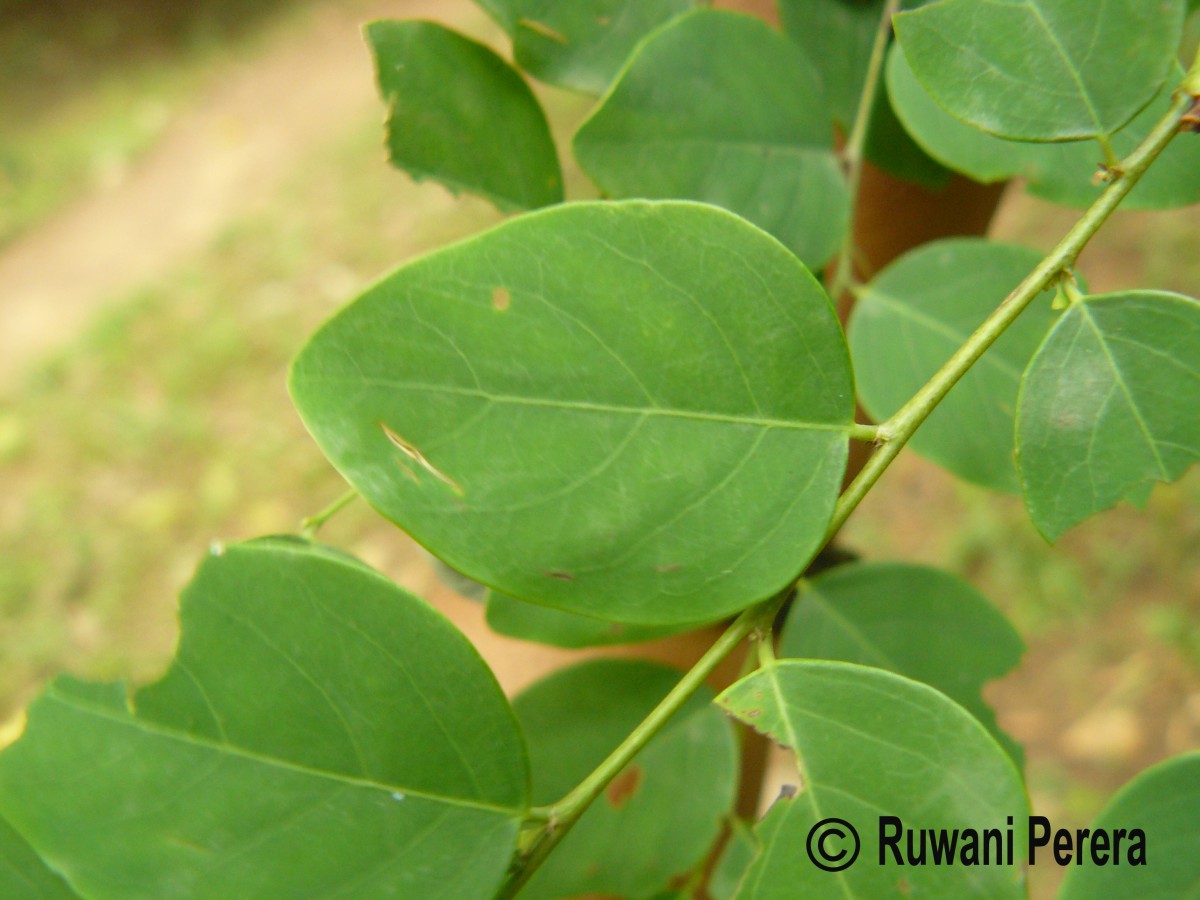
[0,0,481,385]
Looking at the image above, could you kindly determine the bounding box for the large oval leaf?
[781,562,1025,764]
[894,0,1184,141]
[510,0,696,94]
[1059,753,1200,897]
[849,238,1061,491]
[888,48,1200,210]
[514,659,737,898]
[1016,291,1200,539]
[0,539,529,898]
[290,201,854,625]
[574,11,849,268]
[717,661,1029,898]
[366,20,562,212]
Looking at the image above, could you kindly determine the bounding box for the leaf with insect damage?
[289,200,854,625]
[0,539,528,898]
[365,20,562,212]
[717,661,1028,898]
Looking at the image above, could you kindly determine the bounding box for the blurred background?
[1,0,1198,895]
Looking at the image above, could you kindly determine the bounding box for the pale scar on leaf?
[380,422,464,496]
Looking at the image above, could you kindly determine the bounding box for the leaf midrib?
[46,688,526,819]
[325,377,852,433]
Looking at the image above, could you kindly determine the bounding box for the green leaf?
[1059,753,1200,897]
[777,0,949,188]
[778,0,890,130]
[708,817,757,900]
[510,0,696,94]
[894,0,1185,141]
[781,562,1025,765]
[717,661,1028,898]
[573,10,849,268]
[889,48,1200,210]
[290,200,854,625]
[0,539,529,898]
[0,813,78,899]
[473,0,517,33]
[849,238,1061,491]
[486,591,686,648]
[1016,291,1200,540]
[513,659,737,899]
[365,20,562,212]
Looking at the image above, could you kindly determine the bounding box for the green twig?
[828,0,903,302]
[848,422,882,443]
[497,593,786,898]
[299,488,358,539]
[825,83,1194,541]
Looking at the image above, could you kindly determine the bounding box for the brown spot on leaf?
[655,562,681,573]
[543,570,574,582]
[491,287,511,311]
[605,765,643,808]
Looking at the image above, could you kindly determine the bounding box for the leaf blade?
[0,540,529,898]
[290,201,854,624]
[573,11,849,267]
[1017,291,1200,539]
[895,0,1184,141]
[366,20,562,212]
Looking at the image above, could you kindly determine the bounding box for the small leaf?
[574,10,849,267]
[0,813,78,899]
[514,659,737,899]
[365,20,562,212]
[510,0,696,94]
[0,539,529,898]
[889,48,1200,210]
[895,0,1185,141]
[1059,753,1199,897]
[485,591,686,648]
[849,238,1062,491]
[717,661,1028,898]
[290,200,854,625]
[1017,291,1200,539]
[781,562,1025,764]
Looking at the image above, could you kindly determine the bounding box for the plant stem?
[825,84,1194,540]
[848,422,882,442]
[497,593,785,898]
[828,0,903,302]
[299,488,358,539]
